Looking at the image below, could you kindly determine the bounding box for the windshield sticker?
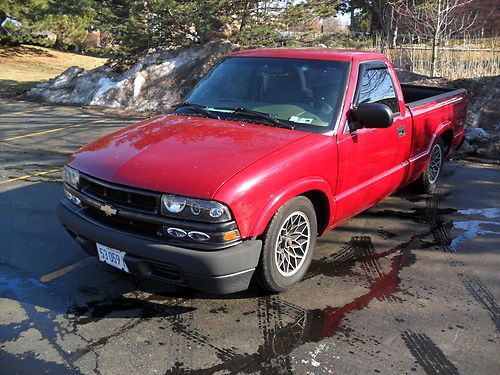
[289,116,314,124]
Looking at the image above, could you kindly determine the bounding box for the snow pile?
[23,42,237,112]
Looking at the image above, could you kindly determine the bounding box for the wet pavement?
[0,98,499,374]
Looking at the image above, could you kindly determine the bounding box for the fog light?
[223,230,240,241]
[188,231,210,241]
[166,227,187,238]
[64,190,81,207]
[64,190,72,200]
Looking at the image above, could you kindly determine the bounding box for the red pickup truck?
[57,48,467,294]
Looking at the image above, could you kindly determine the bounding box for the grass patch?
[0,44,106,95]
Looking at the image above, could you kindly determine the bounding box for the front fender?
[248,176,335,238]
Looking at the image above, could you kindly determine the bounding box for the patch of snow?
[452,207,500,250]
[89,77,129,107]
[91,77,118,101]
[152,61,177,75]
[466,127,490,142]
[52,67,84,89]
[301,359,320,367]
[458,208,500,219]
[301,343,331,369]
[310,343,329,358]
[133,73,146,99]
[452,220,500,250]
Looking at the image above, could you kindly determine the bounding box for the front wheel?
[256,196,317,293]
[415,138,445,193]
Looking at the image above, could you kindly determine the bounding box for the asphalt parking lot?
[0,98,499,375]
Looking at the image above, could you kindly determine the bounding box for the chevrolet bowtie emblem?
[100,204,117,216]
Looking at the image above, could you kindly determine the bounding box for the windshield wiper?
[216,107,295,130]
[173,102,220,119]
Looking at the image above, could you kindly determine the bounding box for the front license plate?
[96,243,129,273]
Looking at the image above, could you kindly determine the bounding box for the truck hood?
[68,114,309,199]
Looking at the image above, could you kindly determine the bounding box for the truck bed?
[402,83,467,185]
[401,84,466,108]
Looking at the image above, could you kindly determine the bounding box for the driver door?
[335,62,412,224]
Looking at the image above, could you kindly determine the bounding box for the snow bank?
[23,42,236,112]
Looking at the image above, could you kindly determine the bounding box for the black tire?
[256,196,317,293]
[415,138,445,194]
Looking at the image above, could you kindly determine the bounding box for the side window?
[357,67,399,113]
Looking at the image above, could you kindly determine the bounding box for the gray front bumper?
[56,202,262,294]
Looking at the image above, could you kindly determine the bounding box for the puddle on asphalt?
[160,235,424,374]
[0,350,83,375]
[65,233,429,374]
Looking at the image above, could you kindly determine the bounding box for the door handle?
[398,126,406,137]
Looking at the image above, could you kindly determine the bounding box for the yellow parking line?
[1,111,29,116]
[2,118,110,141]
[40,261,82,283]
[3,125,81,141]
[0,169,59,185]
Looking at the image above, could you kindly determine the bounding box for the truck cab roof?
[230,48,388,63]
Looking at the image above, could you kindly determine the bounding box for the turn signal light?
[223,230,240,241]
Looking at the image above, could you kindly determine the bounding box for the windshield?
[182,57,349,131]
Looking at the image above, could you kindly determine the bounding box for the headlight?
[162,195,186,213]
[161,194,232,222]
[62,166,79,189]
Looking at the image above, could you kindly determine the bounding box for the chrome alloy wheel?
[428,143,443,184]
[274,211,311,277]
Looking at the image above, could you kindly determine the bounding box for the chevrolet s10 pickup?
[57,48,467,293]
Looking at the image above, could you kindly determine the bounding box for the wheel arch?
[301,190,331,236]
[249,177,334,238]
[439,129,454,155]
[433,122,453,155]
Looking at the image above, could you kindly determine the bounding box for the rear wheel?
[415,138,445,193]
[256,196,317,293]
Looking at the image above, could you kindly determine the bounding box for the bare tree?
[389,0,478,76]
[370,0,397,52]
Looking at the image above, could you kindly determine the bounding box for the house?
[0,13,23,31]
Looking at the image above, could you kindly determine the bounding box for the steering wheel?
[297,96,333,113]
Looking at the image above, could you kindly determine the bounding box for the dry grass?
[0,44,106,95]
[385,47,499,79]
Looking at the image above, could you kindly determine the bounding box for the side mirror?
[350,103,394,129]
